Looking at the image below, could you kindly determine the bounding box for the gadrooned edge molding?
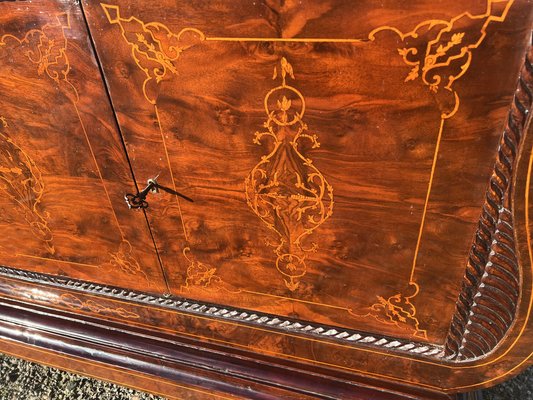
[0,264,444,358]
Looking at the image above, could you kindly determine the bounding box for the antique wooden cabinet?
[0,0,532,398]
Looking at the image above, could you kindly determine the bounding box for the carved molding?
[444,37,533,360]
[0,264,443,358]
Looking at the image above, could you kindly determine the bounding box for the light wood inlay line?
[17,254,100,269]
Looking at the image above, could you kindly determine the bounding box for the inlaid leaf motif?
[245,58,334,291]
[0,119,54,254]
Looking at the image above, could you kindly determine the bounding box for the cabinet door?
[82,0,531,347]
[0,0,167,293]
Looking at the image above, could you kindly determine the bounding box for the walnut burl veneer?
[0,0,532,399]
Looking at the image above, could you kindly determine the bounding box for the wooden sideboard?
[0,1,532,398]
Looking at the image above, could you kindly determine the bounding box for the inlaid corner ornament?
[245,58,334,291]
[367,282,427,339]
[0,13,78,101]
[180,247,235,292]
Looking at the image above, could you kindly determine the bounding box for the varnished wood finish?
[0,0,532,398]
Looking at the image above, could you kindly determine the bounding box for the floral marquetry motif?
[0,13,78,101]
[245,57,334,291]
[0,118,54,254]
[370,0,514,119]
[368,282,427,339]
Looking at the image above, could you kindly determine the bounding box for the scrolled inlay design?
[0,264,443,357]
[101,3,205,105]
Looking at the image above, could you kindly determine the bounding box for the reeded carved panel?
[0,0,166,292]
[444,39,533,360]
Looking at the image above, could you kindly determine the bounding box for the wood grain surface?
[82,0,533,344]
[0,0,532,397]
